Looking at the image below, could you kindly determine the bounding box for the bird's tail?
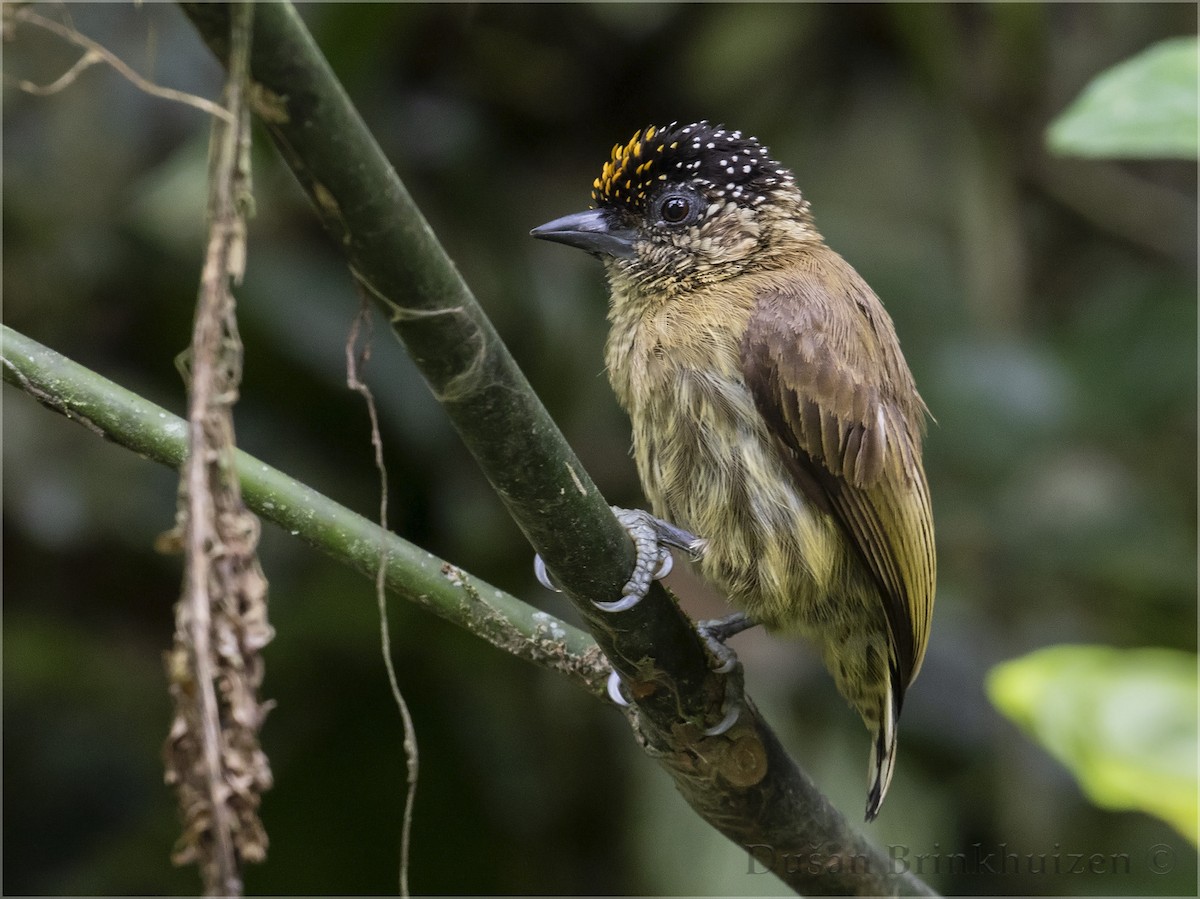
[865,677,900,821]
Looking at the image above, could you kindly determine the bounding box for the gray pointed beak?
[530,209,637,259]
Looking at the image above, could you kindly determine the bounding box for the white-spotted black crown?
[591,121,795,212]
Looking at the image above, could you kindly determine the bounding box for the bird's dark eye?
[659,195,692,224]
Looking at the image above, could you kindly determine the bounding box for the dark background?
[4,3,1196,895]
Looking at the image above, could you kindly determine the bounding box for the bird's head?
[532,122,819,296]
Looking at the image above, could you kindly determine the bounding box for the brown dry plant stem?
[345,300,419,897]
[161,4,272,896]
[6,5,235,123]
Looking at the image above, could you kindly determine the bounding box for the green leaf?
[987,645,1198,844]
[1047,36,1199,159]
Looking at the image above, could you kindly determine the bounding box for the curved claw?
[593,592,644,613]
[653,549,674,580]
[533,554,562,593]
[606,670,630,706]
[703,703,741,737]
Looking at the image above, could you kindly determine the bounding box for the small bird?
[531,122,935,820]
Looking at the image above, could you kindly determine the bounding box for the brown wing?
[739,254,935,695]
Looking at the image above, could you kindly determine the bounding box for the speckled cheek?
[687,206,762,266]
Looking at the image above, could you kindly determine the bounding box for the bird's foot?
[695,612,757,735]
[606,613,752,721]
[537,509,707,711]
[697,612,755,672]
[618,508,707,563]
[600,507,705,612]
[532,508,704,606]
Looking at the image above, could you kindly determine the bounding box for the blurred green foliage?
[989,37,1198,852]
[989,646,1198,845]
[1048,36,1199,159]
[4,3,1196,896]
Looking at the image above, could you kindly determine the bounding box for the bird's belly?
[631,370,844,632]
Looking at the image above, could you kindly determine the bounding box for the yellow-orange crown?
[591,121,793,211]
[591,124,671,208]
